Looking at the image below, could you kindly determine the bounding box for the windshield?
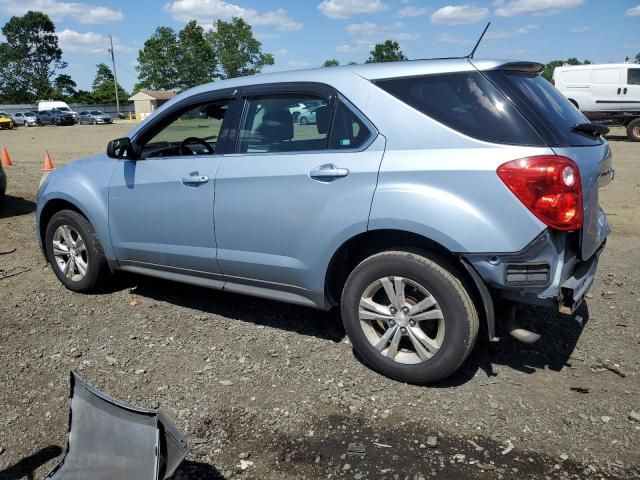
[24,112,36,117]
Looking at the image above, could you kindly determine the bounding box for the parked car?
[35,110,56,125]
[289,100,323,122]
[0,112,14,130]
[52,110,76,126]
[78,110,113,125]
[297,105,325,125]
[12,111,38,127]
[36,59,613,383]
[553,63,640,141]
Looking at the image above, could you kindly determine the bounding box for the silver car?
[78,110,113,125]
[12,111,38,127]
[36,59,613,383]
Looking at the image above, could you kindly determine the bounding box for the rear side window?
[375,72,544,146]
[329,102,371,150]
[486,71,601,147]
[628,68,640,85]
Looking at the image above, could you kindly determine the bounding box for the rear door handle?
[309,164,349,180]
[617,87,621,94]
[623,87,628,94]
[181,172,209,185]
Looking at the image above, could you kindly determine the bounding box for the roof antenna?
[467,22,491,59]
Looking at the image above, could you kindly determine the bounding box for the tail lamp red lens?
[497,155,583,231]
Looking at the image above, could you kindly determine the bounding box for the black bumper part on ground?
[44,371,188,480]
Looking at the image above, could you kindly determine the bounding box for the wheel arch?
[324,228,495,340]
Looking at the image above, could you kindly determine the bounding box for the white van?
[552,63,640,113]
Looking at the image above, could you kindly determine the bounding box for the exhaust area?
[505,303,541,344]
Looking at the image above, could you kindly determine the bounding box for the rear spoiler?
[498,62,545,74]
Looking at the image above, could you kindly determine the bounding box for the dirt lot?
[0,123,638,480]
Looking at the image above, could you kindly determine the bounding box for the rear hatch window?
[374,72,545,146]
[484,70,602,147]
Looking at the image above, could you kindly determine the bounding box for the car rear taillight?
[497,155,582,231]
[551,79,555,86]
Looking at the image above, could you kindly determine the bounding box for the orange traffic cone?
[1,147,12,166]
[42,151,55,171]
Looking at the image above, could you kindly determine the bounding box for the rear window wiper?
[571,122,609,138]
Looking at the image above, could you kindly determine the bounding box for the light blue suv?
[36,59,613,383]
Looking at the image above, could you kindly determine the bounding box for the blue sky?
[1,0,639,92]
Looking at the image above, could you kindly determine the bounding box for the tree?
[91,63,128,104]
[322,59,340,67]
[366,40,407,63]
[0,11,67,102]
[53,74,77,98]
[207,17,274,79]
[542,58,591,81]
[176,20,216,90]
[135,26,179,91]
[635,52,640,64]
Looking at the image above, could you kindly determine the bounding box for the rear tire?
[627,118,640,142]
[45,209,108,292]
[341,250,479,384]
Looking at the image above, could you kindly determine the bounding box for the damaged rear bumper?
[463,229,606,314]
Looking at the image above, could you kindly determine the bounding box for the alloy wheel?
[358,276,445,365]
[52,225,89,281]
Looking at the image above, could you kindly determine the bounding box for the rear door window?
[486,70,601,147]
[628,68,640,85]
[374,72,544,146]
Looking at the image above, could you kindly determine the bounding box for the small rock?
[219,380,234,386]
[69,348,82,358]
[105,356,117,366]
[560,453,569,461]
[601,416,611,424]
[0,446,4,455]
[629,410,640,422]
[426,436,438,448]
[343,464,351,471]
[238,459,253,470]
[134,369,146,375]
[601,291,616,300]
[347,442,366,457]
[239,452,251,459]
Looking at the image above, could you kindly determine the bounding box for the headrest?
[315,105,330,134]
[256,109,293,143]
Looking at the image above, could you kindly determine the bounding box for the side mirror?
[107,137,136,160]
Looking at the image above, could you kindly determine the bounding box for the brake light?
[551,79,555,86]
[497,155,583,231]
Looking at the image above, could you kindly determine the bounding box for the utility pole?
[108,35,120,117]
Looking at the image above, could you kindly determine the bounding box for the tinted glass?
[142,100,229,158]
[628,68,640,85]
[90,111,103,115]
[238,94,329,153]
[375,72,544,146]
[487,70,600,147]
[329,101,371,149]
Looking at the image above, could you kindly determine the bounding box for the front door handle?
[309,164,349,181]
[623,87,628,94]
[181,172,209,185]
[617,87,621,94]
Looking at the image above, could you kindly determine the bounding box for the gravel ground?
[0,123,639,480]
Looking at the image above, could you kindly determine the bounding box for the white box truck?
[38,100,78,122]
[552,63,640,141]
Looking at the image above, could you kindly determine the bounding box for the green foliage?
[635,52,640,64]
[542,58,591,81]
[135,26,179,91]
[322,59,340,67]
[366,40,407,64]
[207,17,274,79]
[176,20,216,91]
[0,10,67,103]
[91,63,129,104]
[52,74,77,98]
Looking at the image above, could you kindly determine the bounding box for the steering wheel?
[179,136,214,156]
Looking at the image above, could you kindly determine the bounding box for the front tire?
[45,209,107,292]
[340,251,479,384]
